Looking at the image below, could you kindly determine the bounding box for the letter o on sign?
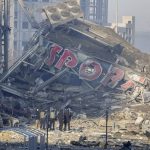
[79,59,102,81]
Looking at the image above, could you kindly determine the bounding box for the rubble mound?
[0,0,150,148]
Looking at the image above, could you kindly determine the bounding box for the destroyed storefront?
[0,0,150,149]
[0,20,149,112]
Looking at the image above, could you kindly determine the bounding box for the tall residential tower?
[111,16,135,45]
[80,0,108,25]
[13,0,61,61]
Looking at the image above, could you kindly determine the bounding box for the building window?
[89,15,94,20]
[128,21,131,24]
[128,28,132,35]
[126,28,128,34]
[123,32,126,39]
[22,41,28,47]
[90,0,94,5]
[22,22,29,29]
[14,21,17,28]
[89,7,94,14]
[14,41,17,49]
[128,37,131,43]
[15,11,18,19]
[42,0,49,2]
[32,0,38,2]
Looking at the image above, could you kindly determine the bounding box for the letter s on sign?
[79,59,102,81]
[45,44,63,66]
[55,49,78,70]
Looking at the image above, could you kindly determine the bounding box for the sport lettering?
[45,44,63,66]
[79,59,102,81]
[55,49,78,69]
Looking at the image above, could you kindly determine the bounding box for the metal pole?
[105,109,108,149]
[0,1,3,62]
[46,109,49,150]
[116,0,118,33]
[4,0,9,71]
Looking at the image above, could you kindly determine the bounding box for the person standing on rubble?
[49,107,56,130]
[35,109,40,129]
[0,113,3,128]
[40,110,46,130]
[64,106,73,131]
[57,108,64,131]
[120,141,132,150]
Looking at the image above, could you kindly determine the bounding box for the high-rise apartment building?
[0,1,14,69]
[0,1,3,71]
[80,0,108,25]
[13,0,61,61]
[111,16,135,45]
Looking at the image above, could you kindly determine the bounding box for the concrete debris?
[0,0,150,149]
[142,120,150,134]
[77,114,87,120]
[143,92,150,103]
[135,116,144,125]
[9,117,20,127]
[71,136,100,147]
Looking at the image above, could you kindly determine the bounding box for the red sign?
[101,66,125,88]
[45,44,125,88]
[55,49,78,70]
[79,59,103,81]
[45,44,63,66]
[121,80,135,91]
[129,74,146,84]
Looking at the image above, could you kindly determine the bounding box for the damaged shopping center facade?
[0,0,150,116]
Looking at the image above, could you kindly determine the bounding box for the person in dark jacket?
[57,109,64,131]
[0,114,3,128]
[120,141,132,150]
[64,107,73,131]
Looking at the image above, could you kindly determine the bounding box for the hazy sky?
[108,0,150,32]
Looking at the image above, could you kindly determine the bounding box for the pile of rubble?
[0,0,150,149]
[0,116,150,149]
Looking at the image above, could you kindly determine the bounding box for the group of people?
[35,106,73,131]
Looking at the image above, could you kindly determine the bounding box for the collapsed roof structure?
[0,0,150,116]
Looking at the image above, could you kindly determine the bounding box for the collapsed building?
[0,0,150,148]
[0,0,150,114]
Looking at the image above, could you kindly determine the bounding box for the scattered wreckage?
[0,0,150,149]
[0,0,150,123]
[0,0,149,109]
